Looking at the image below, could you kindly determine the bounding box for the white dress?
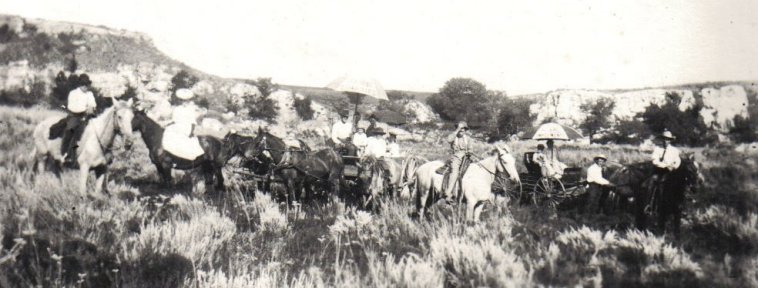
[162,102,205,159]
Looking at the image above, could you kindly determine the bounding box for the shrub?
[580,98,615,143]
[640,92,716,146]
[170,70,198,94]
[293,96,314,120]
[490,97,537,141]
[729,115,757,143]
[0,81,46,107]
[427,78,493,127]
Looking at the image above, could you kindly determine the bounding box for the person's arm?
[587,166,610,185]
[447,129,459,143]
[651,148,664,167]
[331,124,341,143]
[85,92,97,114]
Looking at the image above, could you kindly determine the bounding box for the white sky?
[2,0,758,94]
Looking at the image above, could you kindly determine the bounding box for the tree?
[293,96,314,120]
[639,92,716,146]
[426,78,491,128]
[170,70,199,93]
[600,119,650,145]
[729,115,757,143]
[580,98,615,143]
[386,90,414,102]
[491,97,536,141]
[247,77,279,122]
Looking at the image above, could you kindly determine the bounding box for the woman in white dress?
[162,88,206,159]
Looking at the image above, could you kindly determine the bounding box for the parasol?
[522,122,583,161]
[327,75,388,128]
[522,122,583,140]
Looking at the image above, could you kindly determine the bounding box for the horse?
[356,156,402,209]
[396,155,427,199]
[272,148,344,205]
[130,109,254,194]
[415,145,520,222]
[241,128,311,194]
[609,154,704,233]
[32,99,135,195]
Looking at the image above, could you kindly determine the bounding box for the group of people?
[54,72,211,164]
[329,110,402,159]
[581,130,681,213]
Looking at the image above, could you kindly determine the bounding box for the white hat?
[661,130,676,140]
[594,154,607,161]
[175,88,194,100]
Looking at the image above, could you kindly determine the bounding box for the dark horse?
[243,128,346,204]
[131,110,253,194]
[609,154,703,233]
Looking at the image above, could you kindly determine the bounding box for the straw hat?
[175,88,194,100]
[594,154,608,161]
[661,130,676,140]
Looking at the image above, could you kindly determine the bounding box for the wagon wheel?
[532,177,565,210]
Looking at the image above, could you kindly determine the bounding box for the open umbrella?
[327,75,388,128]
[522,122,583,140]
[522,122,583,163]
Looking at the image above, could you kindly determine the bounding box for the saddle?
[438,157,472,193]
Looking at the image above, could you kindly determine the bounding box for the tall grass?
[1,105,757,287]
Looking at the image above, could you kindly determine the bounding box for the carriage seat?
[523,152,542,176]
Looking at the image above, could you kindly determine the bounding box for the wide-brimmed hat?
[594,154,608,161]
[369,128,386,136]
[457,121,469,130]
[78,74,92,87]
[175,88,194,100]
[660,130,676,140]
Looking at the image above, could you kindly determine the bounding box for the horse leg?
[155,161,172,187]
[214,166,225,191]
[79,164,90,196]
[94,165,108,195]
[473,201,487,222]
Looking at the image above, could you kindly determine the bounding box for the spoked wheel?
[532,177,566,210]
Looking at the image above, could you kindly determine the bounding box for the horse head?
[359,156,385,198]
[113,99,135,149]
[678,153,704,193]
[494,144,520,183]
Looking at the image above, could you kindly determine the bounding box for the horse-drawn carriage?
[497,152,587,209]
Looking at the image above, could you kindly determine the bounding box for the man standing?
[443,121,472,202]
[61,74,97,164]
[586,154,613,214]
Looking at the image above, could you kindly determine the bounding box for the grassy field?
[1,105,757,287]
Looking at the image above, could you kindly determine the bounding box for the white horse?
[32,99,135,195]
[415,145,520,222]
[396,155,427,199]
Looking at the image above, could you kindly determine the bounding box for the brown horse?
[130,110,254,194]
[609,154,704,232]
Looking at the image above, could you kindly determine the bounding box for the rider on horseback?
[587,154,614,214]
[161,88,207,160]
[649,130,681,192]
[443,121,472,203]
[60,74,96,165]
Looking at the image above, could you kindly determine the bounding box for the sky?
[2,0,758,95]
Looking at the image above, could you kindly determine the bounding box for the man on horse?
[58,74,97,165]
[586,154,614,214]
[330,110,355,155]
[648,130,681,191]
[443,121,472,203]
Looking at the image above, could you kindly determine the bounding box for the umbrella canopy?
[326,75,389,101]
[523,122,583,140]
[372,110,407,125]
